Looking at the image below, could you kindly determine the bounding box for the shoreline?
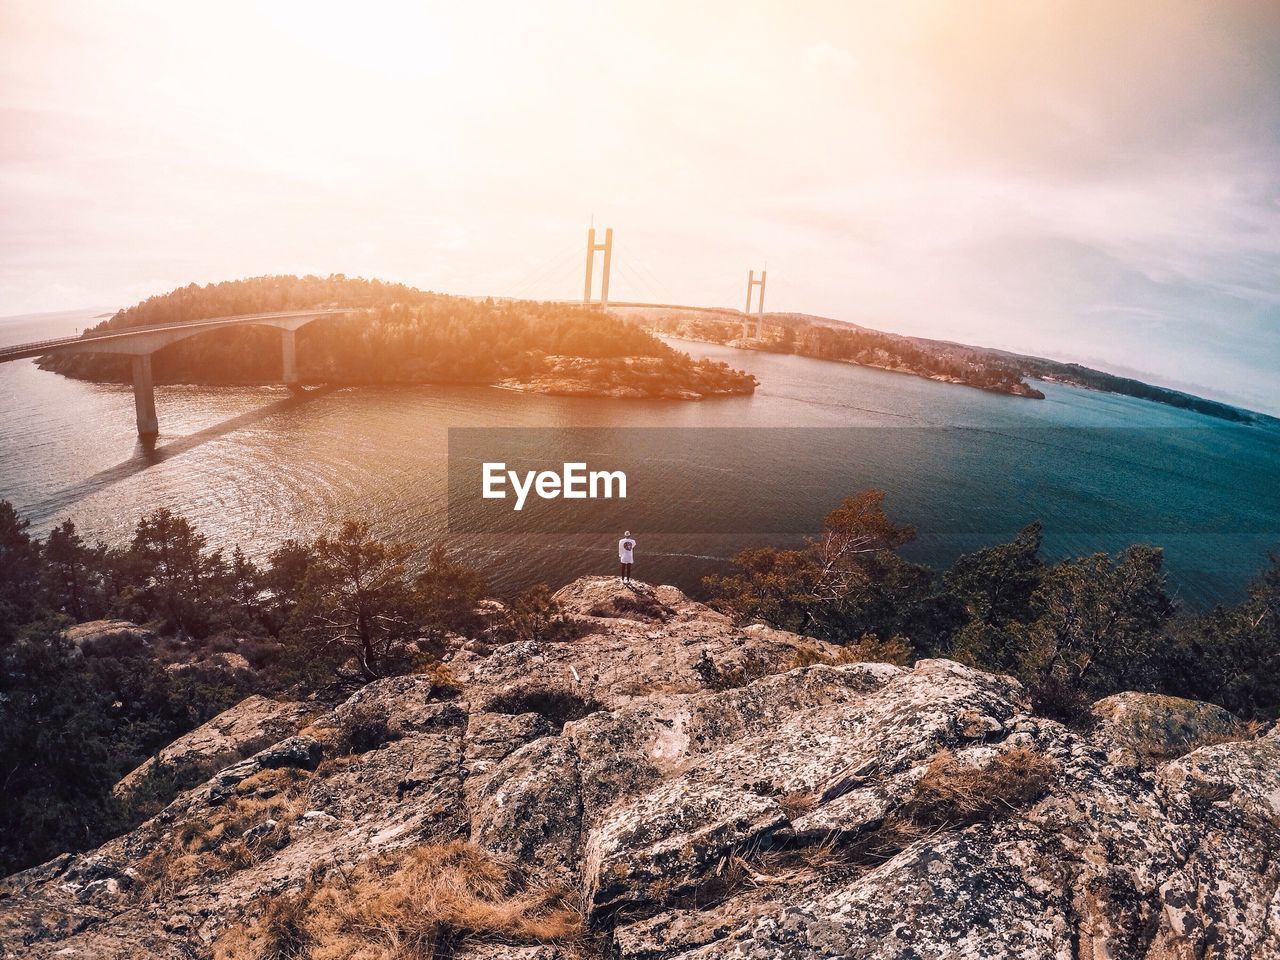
[661,333,1045,400]
[34,361,757,403]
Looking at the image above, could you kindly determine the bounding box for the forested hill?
[37,276,756,398]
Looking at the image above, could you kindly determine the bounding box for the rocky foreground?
[2,577,1278,959]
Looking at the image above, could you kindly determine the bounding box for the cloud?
[803,41,857,81]
[0,0,1278,412]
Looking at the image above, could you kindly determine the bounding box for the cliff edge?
[2,577,1277,959]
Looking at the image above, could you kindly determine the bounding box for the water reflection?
[25,385,340,519]
[0,310,1277,606]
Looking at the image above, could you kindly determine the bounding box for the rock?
[166,650,252,678]
[61,619,154,658]
[493,356,754,401]
[113,695,311,801]
[472,735,583,876]
[463,710,555,806]
[1092,691,1237,751]
[454,576,842,710]
[2,579,1276,960]
[580,659,1026,913]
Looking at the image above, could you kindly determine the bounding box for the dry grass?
[587,592,671,621]
[693,636,910,693]
[785,634,913,669]
[412,659,461,698]
[762,747,1060,882]
[138,768,312,901]
[776,789,819,820]
[782,645,850,670]
[640,747,1061,919]
[796,835,849,872]
[314,753,360,777]
[692,650,780,691]
[896,746,1059,829]
[214,841,584,960]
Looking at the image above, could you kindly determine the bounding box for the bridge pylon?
[131,355,159,437]
[583,227,613,307]
[743,269,766,338]
[281,328,298,387]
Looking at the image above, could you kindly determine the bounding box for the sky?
[2,0,1278,412]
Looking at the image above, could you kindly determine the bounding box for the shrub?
[693,650,773,691]
[336,701,398,755]
[1028,674,1097,729]
[769,746,1061,880]
[693,636,909,693]
[841,633,912,666]
[116,759,209,826]
[483,689,603,731]
[413,659,461,699]
[214,841,583,960]
[784,635,912,669]
[504,584,583,643]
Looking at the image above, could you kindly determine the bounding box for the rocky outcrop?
[62,619,155,658]
[3,578,1278,959]
[495,355,756,401]
[113,695,313,801]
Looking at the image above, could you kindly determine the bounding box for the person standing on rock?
[618,531,636,584]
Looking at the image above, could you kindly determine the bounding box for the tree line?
[706,490,1279,723]
[654,310,1265,423]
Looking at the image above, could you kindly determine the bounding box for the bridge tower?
[743,269,766,338]
[583,227,613,307]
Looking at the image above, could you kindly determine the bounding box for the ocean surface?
[1,308,1277,607]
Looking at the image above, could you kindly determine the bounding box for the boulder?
[471,735,583,876]
[166,650,253,678]
[1092,690,1237,751]
[113,695,311,801]
[62,619,154,658]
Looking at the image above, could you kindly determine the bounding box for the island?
[37,276,757,401]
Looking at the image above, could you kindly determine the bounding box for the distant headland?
[616,303,1275,424]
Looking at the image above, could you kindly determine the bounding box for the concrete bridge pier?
[131,354,159,436]
[281,327,298,387]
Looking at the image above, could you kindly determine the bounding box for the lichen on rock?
[2,577,1277,960]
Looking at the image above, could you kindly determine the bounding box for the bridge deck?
[0,308,356,363]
